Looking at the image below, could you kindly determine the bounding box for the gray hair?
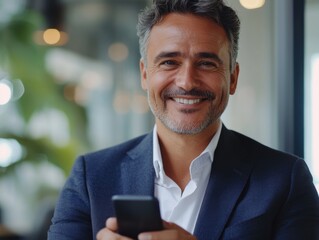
[136,0,240,72]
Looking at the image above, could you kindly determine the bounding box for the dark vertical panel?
[293,0,305,157]
[275,0,294,154]
[275,0,305,157]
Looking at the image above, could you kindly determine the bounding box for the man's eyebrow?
[153,51,224,65]
[154,51,181,64]
[195,52,223,65]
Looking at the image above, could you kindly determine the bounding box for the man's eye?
[198,61,217,68]
[161,60,177,66]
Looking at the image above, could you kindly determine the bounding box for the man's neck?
[156,121,220,190]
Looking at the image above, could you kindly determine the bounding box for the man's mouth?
[173,98,202,105]
[162,88,215,105]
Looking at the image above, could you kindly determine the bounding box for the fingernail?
[138,233,152,240]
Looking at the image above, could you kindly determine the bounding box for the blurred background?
[0,0,318,239]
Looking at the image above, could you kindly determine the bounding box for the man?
[48,0,319,239]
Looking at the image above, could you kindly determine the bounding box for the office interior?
[0,0,318,238]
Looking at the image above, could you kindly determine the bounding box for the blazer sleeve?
[273,158,319,239]
[48,156,92,240]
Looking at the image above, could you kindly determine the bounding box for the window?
[305,54,319,192]
[305,0,319,192]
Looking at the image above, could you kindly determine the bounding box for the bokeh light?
[0,138,23,168]
[43,28,61,45]
[108,42,129,62]
[239,0,265,9]
[0,81,12,105]
[33,29,68,46]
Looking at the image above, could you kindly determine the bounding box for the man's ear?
[230,63,239,95]
[140,59,148,91]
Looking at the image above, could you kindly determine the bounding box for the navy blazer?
[48,126,319,240]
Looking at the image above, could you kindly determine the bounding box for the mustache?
[162,88,215,100]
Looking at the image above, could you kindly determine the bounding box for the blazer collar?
[118,127,253,240]
[120,133,155,195]
[194,125,253,240]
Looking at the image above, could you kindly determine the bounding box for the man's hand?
[96,217,197,240]
[96,218,132,240]
[138,221,197,240]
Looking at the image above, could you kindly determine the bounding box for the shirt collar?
[152,123,223,179]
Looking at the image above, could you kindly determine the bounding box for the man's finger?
[106,217,118,232]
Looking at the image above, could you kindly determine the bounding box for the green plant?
[0,10,89,175]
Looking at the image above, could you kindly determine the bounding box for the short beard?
[160,110,215,135]
[147,89,218,135]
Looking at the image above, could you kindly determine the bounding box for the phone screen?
[112,195,163,239]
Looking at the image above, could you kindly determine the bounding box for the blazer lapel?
[120,133,155,196]
[194,126,253,240]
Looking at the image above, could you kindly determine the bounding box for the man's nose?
[175,64,200,91]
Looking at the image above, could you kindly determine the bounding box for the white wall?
[222,1,278,149]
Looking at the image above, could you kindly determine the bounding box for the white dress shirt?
[153,123,222,234]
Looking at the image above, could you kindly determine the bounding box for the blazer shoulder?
[223,127,300,161]
[88,133,150,155]
[77,133,152,171]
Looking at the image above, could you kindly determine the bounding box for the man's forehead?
[147,13,230,61]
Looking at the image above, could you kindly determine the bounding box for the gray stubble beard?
[147,91,223,135]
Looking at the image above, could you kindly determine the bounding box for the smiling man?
[142,13,237,137]
[48,1,319,240]
[139,12,238,194]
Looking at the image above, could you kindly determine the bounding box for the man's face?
[140,13,239,135]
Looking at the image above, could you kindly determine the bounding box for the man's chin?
[163,122,207,135]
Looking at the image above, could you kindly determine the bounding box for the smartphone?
[112,195,163,239]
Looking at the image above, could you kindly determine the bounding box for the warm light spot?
[74,86,89,106]
[0,82,12,105]
[108,43,129,62]
[113,90,131,113]
[239,0,265,9]
[43,28,61,45]
[132,94,149,114]
[34,30,68,46]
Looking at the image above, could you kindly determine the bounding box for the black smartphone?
[112,195,163,239]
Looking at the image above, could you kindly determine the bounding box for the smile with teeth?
[173,98,202,105]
